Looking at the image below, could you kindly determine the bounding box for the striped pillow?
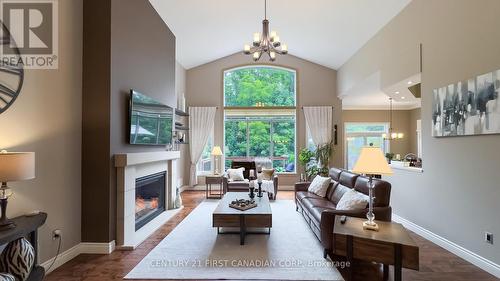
[0,273,15,281]
[0,238,35,281]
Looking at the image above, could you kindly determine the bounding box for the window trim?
[223,65,298,174]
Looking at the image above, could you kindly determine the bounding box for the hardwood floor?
[45,191,498,281]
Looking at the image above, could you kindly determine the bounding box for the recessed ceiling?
[341,72,421,110]
[149,0,411,69]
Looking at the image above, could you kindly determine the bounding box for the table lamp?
[0,151,35,230]
[211,146,223,175]
[352,146,392,231]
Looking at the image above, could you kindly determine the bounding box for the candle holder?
[249,176,256,199]
[257,181,263,198]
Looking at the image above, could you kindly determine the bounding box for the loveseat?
[295,167,392,258]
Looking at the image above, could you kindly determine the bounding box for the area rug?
[125,200,344,280]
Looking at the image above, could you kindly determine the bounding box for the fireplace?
[135,171,166,231]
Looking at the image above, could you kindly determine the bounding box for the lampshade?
[211,146,223,156]
[352,147,393,175]
[0,152,36,182]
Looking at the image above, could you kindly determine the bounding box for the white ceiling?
[149,0,411,70]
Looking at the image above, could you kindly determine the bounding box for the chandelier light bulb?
[253,52,260,60]
[382,133,387,139]
[270,31,277,41]
[281,44,288,53]
[253,32,261,44]
[397,133,404,139]
[391,133,397,139]
[244,44,251,54]
[270,51,276,60]
[274,35,280,43]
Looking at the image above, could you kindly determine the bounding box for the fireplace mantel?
[115,151,180,167]
[115,150,181,249]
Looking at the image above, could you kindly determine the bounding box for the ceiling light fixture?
[243,0,287,61]
[395,91,400,94]
[401,96,406,99]
[382,98,404,140]
[407,81,413,85]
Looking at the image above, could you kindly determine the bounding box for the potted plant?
[316,141,334,176]
[298,148,315,181]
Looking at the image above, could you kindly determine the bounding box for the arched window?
[224,66,297,173]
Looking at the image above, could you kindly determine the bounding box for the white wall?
[0,0,82,262]
[338,0,500,272]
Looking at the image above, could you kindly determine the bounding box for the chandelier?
[382,98,404,140]
[243,0,288,61]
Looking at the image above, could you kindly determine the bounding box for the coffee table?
[212,192,272,245]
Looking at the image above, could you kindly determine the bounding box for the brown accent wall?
[82,0,112,243]
[82,0,176,243]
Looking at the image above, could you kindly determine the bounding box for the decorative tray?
[229,199,257,211]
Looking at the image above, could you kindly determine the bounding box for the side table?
[333,216,419,281]
[205,175,223,199]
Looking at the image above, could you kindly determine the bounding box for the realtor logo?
[0,0,58,69]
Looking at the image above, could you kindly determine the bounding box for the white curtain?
[303,106,333,146]
[189,107,216,186]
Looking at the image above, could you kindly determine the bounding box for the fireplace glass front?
[135,171,166,231]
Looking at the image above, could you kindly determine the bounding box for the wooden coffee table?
[212,192,272,245]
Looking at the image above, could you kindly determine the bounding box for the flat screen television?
[129,90,173,145]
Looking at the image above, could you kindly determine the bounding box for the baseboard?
[41,243,81,274]
[41,240,116,275]
[80,240,116,254]
[393,214,500,278]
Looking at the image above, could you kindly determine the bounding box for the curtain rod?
[300,106,334,109]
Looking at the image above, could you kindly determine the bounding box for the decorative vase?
[174,186,182,209]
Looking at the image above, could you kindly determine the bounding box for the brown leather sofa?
[223,160,278,200]
[295,167,392,258]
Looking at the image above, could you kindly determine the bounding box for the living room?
[0,0,499,281]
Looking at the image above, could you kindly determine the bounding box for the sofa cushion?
[336,189,369,210]
[301,197,336,210]
[339,170,358,188]
[330,184,351,205]
[329,167,342,181]
[308,175,331,197]
[296,191,323,202]
[354,176,391,207]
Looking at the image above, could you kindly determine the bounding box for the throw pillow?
[0,238,35,281]
[261,168,275,180]
[0,273,15,281]
[307,175,331,197]
[227,167,245,181]
[336,189,369,210]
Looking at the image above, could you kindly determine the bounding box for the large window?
[344,123,389,170]
[224,66,296,173]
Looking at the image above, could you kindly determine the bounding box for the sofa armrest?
[222,173,229,194]
[294,182,311,192]
[272,175,279,200]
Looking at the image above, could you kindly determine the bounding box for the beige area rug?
[125,199,344,280]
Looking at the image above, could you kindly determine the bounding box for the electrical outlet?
[485,232,493,244]
[52,229,61,240]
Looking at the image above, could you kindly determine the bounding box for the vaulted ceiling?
[150,0,411,70]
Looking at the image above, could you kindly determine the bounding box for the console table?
[0,212,47,281]
[333,216,419,281]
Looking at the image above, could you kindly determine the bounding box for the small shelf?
[175,126,189,130]
[175,109,189,116]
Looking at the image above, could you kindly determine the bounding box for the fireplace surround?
[115,151,181,249]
